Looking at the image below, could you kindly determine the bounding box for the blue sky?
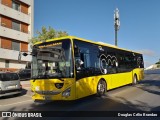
[34,0,160,68]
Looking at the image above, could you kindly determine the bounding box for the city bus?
[25,36,144,101]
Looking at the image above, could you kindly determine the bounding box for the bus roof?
[34,36,142,54]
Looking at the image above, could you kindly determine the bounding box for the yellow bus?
[28,36,144,101]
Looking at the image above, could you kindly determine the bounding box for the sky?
[34,0,160,68]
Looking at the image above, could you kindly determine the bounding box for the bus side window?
[75,51,84,70]
[74,45,80,57]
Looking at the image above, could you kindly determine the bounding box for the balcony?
[19,0,33,6]
[0,48,31,62]
[0,4,30,24]
[0,25,31,42]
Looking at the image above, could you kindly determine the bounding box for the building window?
[1,16,12,29]
[1,37,12,49]
[12,0,20,11]
[21,42,28,52]
[12,41,20,51]
[12,21,20,31]
[21,3,29,14]
[21,23,28,33]
[5,60,9,68]
[1,0,12,8]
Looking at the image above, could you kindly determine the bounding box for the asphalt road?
[0,74,160,119]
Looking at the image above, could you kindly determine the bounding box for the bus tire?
[96,79,106,97]
[132,74,138,85]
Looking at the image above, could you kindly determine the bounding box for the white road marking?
[1,100,32,107]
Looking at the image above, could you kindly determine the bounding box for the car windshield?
[0,73,19,81]
[32,39,74,79]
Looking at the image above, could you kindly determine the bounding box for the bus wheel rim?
[134,76,137,84]
[98,81,105,94]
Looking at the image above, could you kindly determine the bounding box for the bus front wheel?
[97,79,106,97]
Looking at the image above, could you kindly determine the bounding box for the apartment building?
[0,0,34,71]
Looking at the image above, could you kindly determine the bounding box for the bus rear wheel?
[133,74,138,85]
[97,79,106,97]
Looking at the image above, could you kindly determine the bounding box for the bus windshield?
[32,39,73,79]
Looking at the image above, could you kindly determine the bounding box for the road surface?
[0,74,160,119]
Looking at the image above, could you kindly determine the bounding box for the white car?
[0,72,22,97]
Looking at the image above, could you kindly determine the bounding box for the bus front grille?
[35,90,61,95]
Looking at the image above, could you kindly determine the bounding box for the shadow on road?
[2,74,160,119]
[137,76,160,96]
[139,80,160,87]
[2,95,142,116]
[4,95,160,120]
[151,106,160,111]
[27,95,142,111]
[0,89,28,100]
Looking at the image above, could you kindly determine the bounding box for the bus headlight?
[35,86,40,91]
[62,88,71,97]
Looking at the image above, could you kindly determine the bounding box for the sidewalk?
[20,81,33,97]
[20,81,31,89]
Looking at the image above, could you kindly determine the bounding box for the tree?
[29,26,69,44]
[155,59,160,64]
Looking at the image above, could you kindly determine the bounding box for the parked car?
[18,69,31,80]
[0,72,22,97]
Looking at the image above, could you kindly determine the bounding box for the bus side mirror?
[23,53,28,56]
[18,52,29,63]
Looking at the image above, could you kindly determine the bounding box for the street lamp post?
[114,8,120,46]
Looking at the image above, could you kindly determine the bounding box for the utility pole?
[114,8,120,46]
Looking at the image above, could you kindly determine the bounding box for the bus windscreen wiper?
[32,75,64,82]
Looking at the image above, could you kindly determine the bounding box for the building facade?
[0,0,34,71]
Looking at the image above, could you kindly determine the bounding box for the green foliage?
[155,61,160,64]
[29,26,69,44]
[156,62,160,64]
[157,64,160,68]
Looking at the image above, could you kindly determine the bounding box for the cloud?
[135,49,155,56]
